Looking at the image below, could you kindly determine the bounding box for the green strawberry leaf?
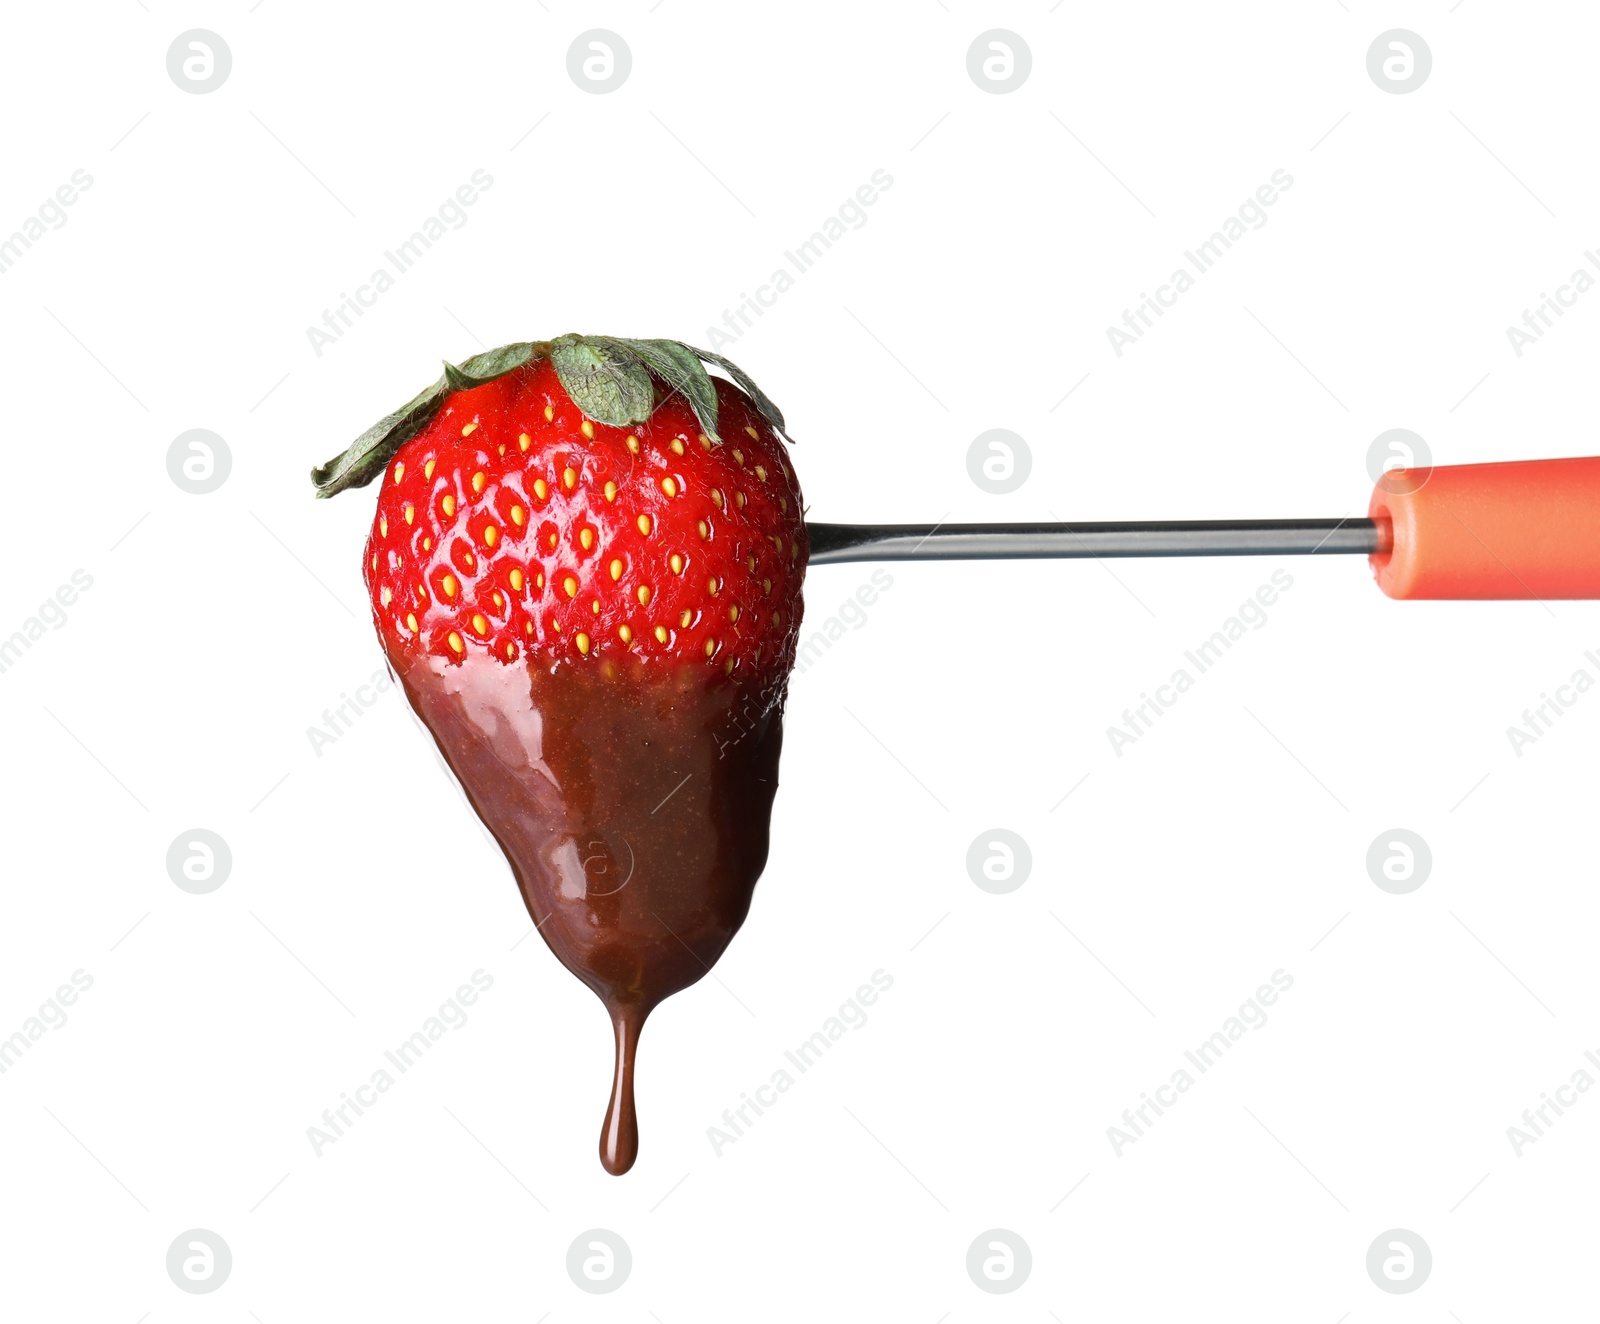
[449,341,542,389]
[311,341,546,498]
[605,337,721,442]
[310,376,449,498]
[550,334,655,429]
[687,345,791,442]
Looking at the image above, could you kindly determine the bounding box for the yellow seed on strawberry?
[510,505,525,527]
[509,567,525,591]
[442,574,458,598]
[484,525,499,547]
[580,528,594,551]
[471,471,486,494]
[533,478,548,500]
[604,480,618,502]
[448,631,464,654]
[669,553,684,575]
[654,625,668,643]
[544,405,554,422]
[442,494,456,517]
[619,624,633,644]
[462,422,477,437]
[518,433,531,452]
[581,420,595,439]
[576,631,590,654]
[637,585,652,605]
[406,612,418,632]
[563,575,578,598]
[609,558,623,581]
[637,514,652,535]
[393,462,405,483]
[472,613,488,635]
[661,476,678,497]
[424,459,436,480]
[563,466,577,490]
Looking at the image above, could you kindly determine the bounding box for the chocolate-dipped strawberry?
[313,337,806,1174]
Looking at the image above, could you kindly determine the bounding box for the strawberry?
[358,354,804,680]
[314,336,808,1174]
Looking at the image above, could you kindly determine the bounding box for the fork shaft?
[805,519,1388,564]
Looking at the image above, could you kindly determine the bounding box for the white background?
[1,1,1597,1318]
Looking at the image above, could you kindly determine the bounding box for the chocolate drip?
[395,650,784,1174]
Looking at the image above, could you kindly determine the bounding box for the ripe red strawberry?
[361,355,804,679]
[314,336,808,1175]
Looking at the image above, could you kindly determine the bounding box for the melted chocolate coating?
[395,650,784,1174]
